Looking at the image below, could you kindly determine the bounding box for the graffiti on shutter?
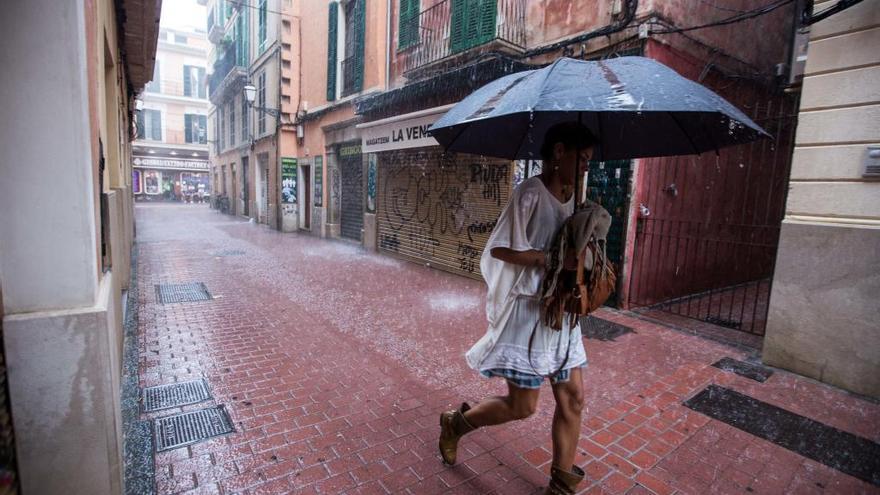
[377,149,512,279]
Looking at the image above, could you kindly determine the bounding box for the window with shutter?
[449,0,496,54]
[184,65,193,97]
[258,72,267,134]
[198,68,206,98]
[326,2,338,101]
[199,115,208,144]
[150,110,162,141]
[353,0,365,93]
[398,0,419,50]
[258,0,267,52]
[137,111,145,139]
[185,114,193,143]
[241,97,248,141]
[230,102,236,145]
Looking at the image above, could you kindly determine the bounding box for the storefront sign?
[361,113,441,153]
[133,156,210,171]
[358,105,454,154]
[281,158,297,204]
[339,143,362,157]
[314,156,323,207]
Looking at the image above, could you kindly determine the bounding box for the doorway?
[241,156,249,216]
[300,164,311,230]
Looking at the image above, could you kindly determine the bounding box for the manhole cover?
[213,249,245,257]
[155,283,212,304]
[154,406,234,452]
[142,379,212,412]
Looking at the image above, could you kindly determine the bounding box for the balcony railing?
[400,0,526,74]
[341,56,362,97]
[208,46,246,98]
[144,79,208,99]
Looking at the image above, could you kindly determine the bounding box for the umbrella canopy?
[429,56,768,161]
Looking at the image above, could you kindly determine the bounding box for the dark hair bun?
[540,122,597,161]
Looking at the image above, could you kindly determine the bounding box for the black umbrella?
[429,56,768,162]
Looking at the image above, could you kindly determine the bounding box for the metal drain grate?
[155,283,212,304]
[142,379,212,412]
[213,249,245,257]
[580,315,634,341]
[154,406,234,452]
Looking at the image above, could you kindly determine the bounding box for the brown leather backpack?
[540,217,617,331]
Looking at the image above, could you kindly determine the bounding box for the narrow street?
[133,203,880,495]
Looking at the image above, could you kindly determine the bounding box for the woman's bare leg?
[550,367,585,470]
[463,380,540,427]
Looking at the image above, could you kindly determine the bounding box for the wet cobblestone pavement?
[134,204,880,495]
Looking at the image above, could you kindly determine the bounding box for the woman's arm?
[490,247,545,268]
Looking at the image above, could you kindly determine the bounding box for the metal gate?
[585,159,633,306]
[628,94,799,336]
[339,143,363,241]
[377,148,512,279]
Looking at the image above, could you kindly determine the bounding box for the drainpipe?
[385,0,391,89]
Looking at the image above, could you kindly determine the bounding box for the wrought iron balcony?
[208,46,246,102]
[341,56,363,98]
[399,0,526,74]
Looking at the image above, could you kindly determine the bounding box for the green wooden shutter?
[198,68,206,98]
[200,115,208,144]
[398,0,418,49]
[450,0,495,53]
[185,114,193,143]
[353,0,365,92]
[450,0,465,53]
[151,110,161,140]
[184,66,192,97]
[475,0,496,46]
[327,2,338,101]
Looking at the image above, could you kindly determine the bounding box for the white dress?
[466,177,587,376]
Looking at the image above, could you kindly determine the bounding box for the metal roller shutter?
[340,145,364,241]
[377,148,512,280]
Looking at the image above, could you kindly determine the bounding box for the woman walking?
[439,122,596,495]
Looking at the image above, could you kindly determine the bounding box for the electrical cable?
[651,0,795,34]
[804,0,864,25]
[224,0,296,19]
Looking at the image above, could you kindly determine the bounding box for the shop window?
[144,170,162,195]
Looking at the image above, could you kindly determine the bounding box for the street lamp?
[243,83,280,118]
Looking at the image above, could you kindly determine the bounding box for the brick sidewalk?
[133,204,880,495]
